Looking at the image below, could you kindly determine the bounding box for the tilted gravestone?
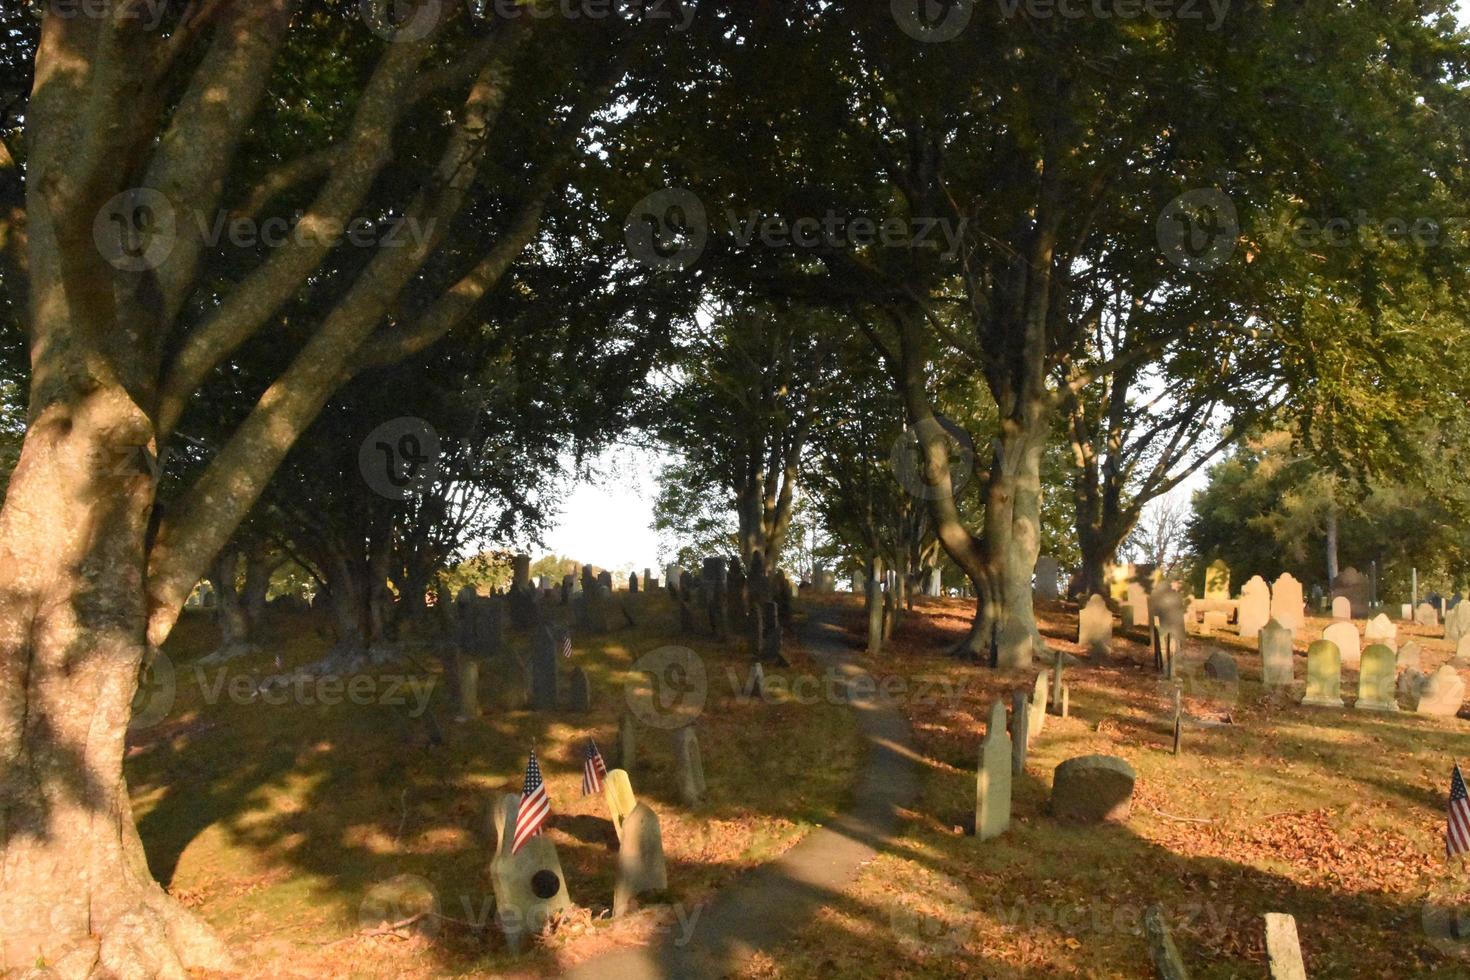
[614,803,668,917]
[567,666,591,713]
[1264,912,1308,980]
[1354,644,1398,712]
[673,726,706,806]
[1050,754,1136,824]
[975,701,1012,842]
[1260,619,1294,686]
[603,769,638,840]
[1238,575,1271,640]
[530,627,558,711]
[1364,613,1396,647]
[1146,906,1192,980]
[1271,573,1306,632]
[1322,621,1361,668]
[489,793,572,955]
[1009,690,1029,776]
[1416,665,1466,717]
[1078,594,1112,658]
[1301,640,1345,708]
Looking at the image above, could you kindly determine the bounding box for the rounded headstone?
[1050,754,1137,824]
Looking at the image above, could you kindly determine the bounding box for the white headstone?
[1364,613,1396,647]
[1322,621,1361,668]
[975,701,1012,842]
[1331,596,1352,620]
[1238,575,1271,640]
[1271,573,1305,632]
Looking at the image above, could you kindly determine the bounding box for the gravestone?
[603,768,638,840]
[1145,906,1191,980]
[511,553,531,592]
[618,712,636,771]
[1034,556,1060,600]
[1260,619,1295,686]
[455,660,481,721]
[746,603,764,661]
[1049,662,1069,718]
[1330,596,1352,620]
[1028,671,1049,743]
[1150,583,1186,676]
[1204,559,1231,600]
[530,627,558,711]
[614,803,668,917]
[1415,602,1440,628]
[561,575,574,605]
[1332,567,1369,618]
[567,666,591,713]
[1401,603,1413,622]
[1416,664,1466,717]
[1050,754,1136,824]
[1301,639,1345,708]
[1238,575,1271,640]
[1355,644,1398,711]
[508,587,539,630]
[628,572,639,593]
[975,701,1012,842]
[1396,639,1422,672]
[1396,667,1427,707]
[1457,634,1470,666]
[1446,601,1470,645]
[489,793,572,955]
[1204,650,1239,684]
[1323,621,1361,668]
[1078,594,1112,658]
[1010,690,1029,776]
[673,726,706,806]
[1126,582,1150,629]
[1271,573,1306,632]
[701,558,728,641]
[1364,613,1396,647]
[597,570,613,592]
[1264,912,1307,980]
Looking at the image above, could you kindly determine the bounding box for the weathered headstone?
[1260,619,1295,686]
[567,666,591,713]
[456,660,482,721]
[1331,567,1369,618]
[1034,556,1060,600]
[489,792,572,955]
[1264,912,1307,980]
[1204,559,1230,600]
[1126,581,1150,629]
[530,627,558,711]
[1010,690,1029,776]
[597,570,613,592]
[614,803,668,917]
[1078,594,1112,658]
[511,553,531,592]
[1238,575,1271,640]
[628,572,639,593]
[618,712,636,771]
[1456,634,1470,666]
[1050,754,1136,824]
[1271,573,1306,632]
[1301,639,1345,708]
[1028,671,1048,743]
[1416,664,1466,717]
[1322,621,1360,668]
[1446,600,1470,645]
[1330,596,1352,620]
[1364,613,1396,647]
[1398,639,1422,674]
[975,701,1013,842]
[673,726,706,806]
[603,768,638,840]
[1146,906,1192,980]
[772,569,794,627]
[1354,644,1398,711]
[1415,602,1440,628]
[1204,650,1239,684]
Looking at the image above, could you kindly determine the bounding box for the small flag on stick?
[561,631,573,659]
[1448,763,1470,860]
[511,749,551,855]
[582,737,607,797]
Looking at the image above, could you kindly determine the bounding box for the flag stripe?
[1447,764,1470,860]
[511,750,551,854]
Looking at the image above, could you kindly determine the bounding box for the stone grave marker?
[1447,601,1470,645]
[1078,594,1112,658]
[1355,644,1398,711]
[1415,602,1441,628]
[673,726,706,806]
[1364,613,1396,647]
[1397,639,1422,672]
[1416,664,1466,717]
[603,769,638,840]
[1050,754,1136,824]
[1322,621,1361,668]
[614,803,668,917]
[455,660,481,722]
[975,701,1012,841]
[1010,691,1028,776]
[1264,912,1307,980]
[628,572,639,593]
[1238,575,1270,640]
[1150,583,1186,676]
[1028,671,1048,743]
[488,652,530,712]
[1204,650,1239,684]
[1260,619,1294,686]
[1034,556,1060,600]
[1456,634,1470,666]
[1332,566,1370,618]
[1331,596,1352,620]
[1301,639,1345,708]
[1396,667,1427,707]
[1049,662,1069,718]
[530,627,558,711]
[489,792,572,954]
[511,553,531,592]
[1271,573,1305,632]
[1145,906,1191,980]
[567,666,591,713]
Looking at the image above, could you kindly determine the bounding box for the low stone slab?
[1050,754,1136,824]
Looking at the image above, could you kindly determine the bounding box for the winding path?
[562,606,920,979]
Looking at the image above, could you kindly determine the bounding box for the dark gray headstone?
[530,627,558,711]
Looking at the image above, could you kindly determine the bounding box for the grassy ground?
[743,595,1470,979]
[128,591,856,978]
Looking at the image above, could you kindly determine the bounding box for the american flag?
[1448,763,1470,860]
[581,737,607,797]
[561,631,573,659]
[511,749,551,855]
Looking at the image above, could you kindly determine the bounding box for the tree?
[0,4,671,969]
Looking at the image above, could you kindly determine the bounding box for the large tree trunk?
[0,390,232,976]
